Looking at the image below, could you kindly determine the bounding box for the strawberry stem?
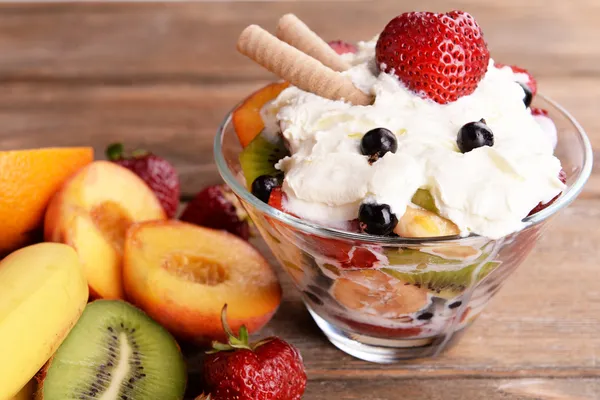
[206,304,252,354]
[106,143,124,161]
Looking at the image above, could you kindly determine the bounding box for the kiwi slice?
[386,248,463,266]
[239,133,288,189]
[411,189,437,212]
[382,261,500,299]
[39,300,186,400]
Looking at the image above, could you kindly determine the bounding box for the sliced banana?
[395,207,460,238]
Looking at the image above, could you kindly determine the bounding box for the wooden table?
[2,1,599,399]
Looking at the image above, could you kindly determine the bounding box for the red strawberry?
[328,40,357,55]
[494,63,537,97]
[203,305,306,400]
[269,189,378,268]
[180,184,250,240]
[311,237,380,269]
[531,107,548,116]
[106,143,180,218]
[267,186,286,212]
[528,169,567,216]
[376,11,490,104]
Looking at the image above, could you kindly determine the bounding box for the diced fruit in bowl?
[332,270,429,317]
[382,258,500,299]
[202,306,306,400]
[394,207,460,237]
[0,147,93,255]
[0,243,88,400]
[233,82,290,148]
[37,300,187,400]
[106,143,180,218]
[44,161,167,300]
[180,184,251,240]
[239,134,287,191]
[123,220,282,344]
[337,316,424,338]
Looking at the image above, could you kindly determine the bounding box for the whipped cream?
[262,39,564,239]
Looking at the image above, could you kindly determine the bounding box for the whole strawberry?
[203,305,306,400]
[180,184,251,240]
[106,143,180,218]
[376,11,490,104]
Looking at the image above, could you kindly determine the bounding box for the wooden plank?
[301,378,600,400]
[0,1,598,82]
[298,378,600,400]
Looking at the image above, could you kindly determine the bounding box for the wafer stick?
[237,25,373,106]
[276,13,351,72]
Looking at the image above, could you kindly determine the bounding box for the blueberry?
[251,175,279,203]
[519,82,533,108]
[360,128,397,162]
[358,203,398,235]
[448,301,462,309]
[417,312,434,321]
[457,119,494,153]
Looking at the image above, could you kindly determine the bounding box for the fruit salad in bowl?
[215,10,592,362]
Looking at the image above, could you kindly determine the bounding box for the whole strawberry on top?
[180,184,251,240]
[376,11,490,104]
[203,305,306,400]
[106,143,180,218]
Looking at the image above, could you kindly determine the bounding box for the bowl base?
[307,306,466,363]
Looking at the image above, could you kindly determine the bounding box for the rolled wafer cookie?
[276,13,351,72]
[237,25,373,106]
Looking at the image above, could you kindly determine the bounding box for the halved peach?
[332,270,429,317]
[44,161,166,299]
[233,81,289,147]
[123,220,282,344]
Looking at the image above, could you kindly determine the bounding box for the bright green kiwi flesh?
[39,300,186,400]
[383,249,500,299]
[239,133,288,189]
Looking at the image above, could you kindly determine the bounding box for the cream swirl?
[262,39,564,239]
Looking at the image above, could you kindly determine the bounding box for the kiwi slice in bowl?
[382,261,500,299]
[411,189,437,212]
[239,133,288,189]
[38,300,186,400]
[386,248,464,266]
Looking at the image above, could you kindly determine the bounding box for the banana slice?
[395,207,460,238]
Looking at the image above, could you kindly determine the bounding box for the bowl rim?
[214,93,594,244]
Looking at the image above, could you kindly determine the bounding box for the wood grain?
[0,1,598,81]
[0,1,598,399]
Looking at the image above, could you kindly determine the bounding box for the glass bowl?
[214,93,593,363]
